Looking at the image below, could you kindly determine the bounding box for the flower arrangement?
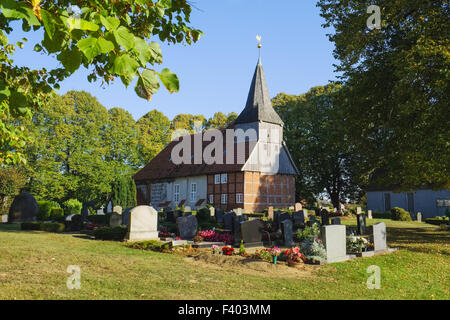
[211,244,220,254]
[269,247,282,257]
[222,246,234,256]
[346,233,369,253]
[284,247,306,265]
[253,249,273,262]
[193,235,204,243]
[197,229,233,245]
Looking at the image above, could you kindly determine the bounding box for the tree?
[0,167,27,214]
[273,85,363,209]
[0,0,202,164]
[136,109,172,165]
[110,175,136,209]
[206,112,238,129]
[171,114,206,133]
[317,0,450,190]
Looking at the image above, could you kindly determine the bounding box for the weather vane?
[256,35,262,60]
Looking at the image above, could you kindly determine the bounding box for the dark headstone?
[122,207,132,226]
[332,217,341,225]
[240,219,264,245]
[215,208,225,223]
[223,212,236,230]
[281,219,294,247]
[8,192,38,223]
[232,215,247,246]
[65,214,82,231]
[320,209,330,226]
[293,211,305,225]
[176,215,198,240]
[357,214,367,235]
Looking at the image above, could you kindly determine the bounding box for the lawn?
[0,219,448,300]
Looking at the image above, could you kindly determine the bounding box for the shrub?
[93,226,127,241]
[390,207,412,221]
[196,207,210,223]
[425,218,449,225]
[63,199,82,215]
[50,208,65,222]
[296,222,320,242]
[111,175,137,209]
[37,200,61,221]
[21,222,41,230]
[40,222,65,233]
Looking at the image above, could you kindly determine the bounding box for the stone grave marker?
[176,215,198,240]
[209,207,215,217]
[417,212,422,223]
[234,208,243,216]
[295,203,302,211]
[356,207,362,215]
[320,209,330,226]
[357,213,367,235]
[293,211,305,225]
[8,192,38,223]
[373,222,387,252]
[113,206,122,215]
[215,208,225,223]
[332,217,341,225]
[321,225,348,263]
[65,214,82,232]
[281,219,294,247]
[367,210,373,219]
[240,219,264,247]
[97,206,105,215]
[122,207,132,226]
[1,214,7,223]
[184,206,191,212]
[232,215,247,246]
[288,206,295,211]
[107,201,113,213]
[109,212,122,227]
[268,206,274,220]
[125,206,159,241]
[223,212,236,230]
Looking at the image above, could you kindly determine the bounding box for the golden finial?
[256,35,262,48]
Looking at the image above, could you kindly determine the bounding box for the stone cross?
[97,206,105,215]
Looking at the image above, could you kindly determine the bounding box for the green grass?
[0,220,448,300]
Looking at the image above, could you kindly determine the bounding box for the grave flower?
[211,245,220,254]
[221,246,234,256]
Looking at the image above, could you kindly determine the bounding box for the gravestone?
[293,211,305,225]
[332,217,341,225]
[125,206,159,241]
[107,201,113,213]
[356,207,362,215]
[268,206,274,220]
[8,192,38,223]
[367,210,373,219]
[288,206,295,211]
[65,214,82,232]
[184,206,191,212]
[279,212,291,224]
[232,215,247,246]
[97,206,105,215]
[321,225,348,263]
[176,215,198,240]
[417,212,422,223]
[109,212,122,227]
[372,222,387,252]
[281,219,294,247]
[113,206,123,215]
[122,207,132,226]
[320,209,330,226]
[234,208,243,216]
[215,208,225,224]
[356,214,367,235]
[240,219,263,247]
[1,214,7,223]
[209,207,215,217]
[223,212,236,230]
[166,211,176,223]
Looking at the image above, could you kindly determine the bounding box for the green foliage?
[206,112,238,129]
[424,218,449,226]
[317,0,450,190]
[110,176,137,209]
[390,207,412,222]
[86,213,111,226]
[300,238,327,263]
[93,226,127,241]
[20,222,41,231]
[40,222,65,233]
[0,0,202,165]
[63,199,82,215]
[50,208,64,222]
[296,223,321,242]
[372,211,392,219]
[126,240,170,252]
[273,85,363,209]
[37,200,60,221]
[446,209,450,219]
[0,167,27,214]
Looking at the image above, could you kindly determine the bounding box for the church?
[133,58,298,213]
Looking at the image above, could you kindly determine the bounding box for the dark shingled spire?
[234,59,284,126]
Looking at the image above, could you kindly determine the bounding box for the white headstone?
[97,205,105,215]
[1,214,7,223]
[126,206,159,241]
[184,206,191,212]
[209,207,215,217]
[373,222,387,252]
[234,208,242,216]
[357,207,362,214]
[321,225,348,263]
[368,210,373,219]
[113,205,123,215]
[417,212,422,223]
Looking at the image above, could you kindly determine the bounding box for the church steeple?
[234,60,284,126]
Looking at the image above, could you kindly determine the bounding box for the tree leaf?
[109,54,139,77]
[133,37,151,66]
[113,26,135,50]
[0,0,40,26]
[100,15,120,31]
[77,37,114,62]
[57,48,82,73]
[67,17,99,31]
[158,68,179,93]
[148,42,163,64]
[40,9,57,40]
[135,70,160,101]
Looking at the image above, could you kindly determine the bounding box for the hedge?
[37,200,61,221]
[21,222,41,230]
[93,226,127,241]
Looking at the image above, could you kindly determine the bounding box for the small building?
[366,188,450,218]
[133,59,299,212]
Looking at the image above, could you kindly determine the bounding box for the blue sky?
[9,0,338,121]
